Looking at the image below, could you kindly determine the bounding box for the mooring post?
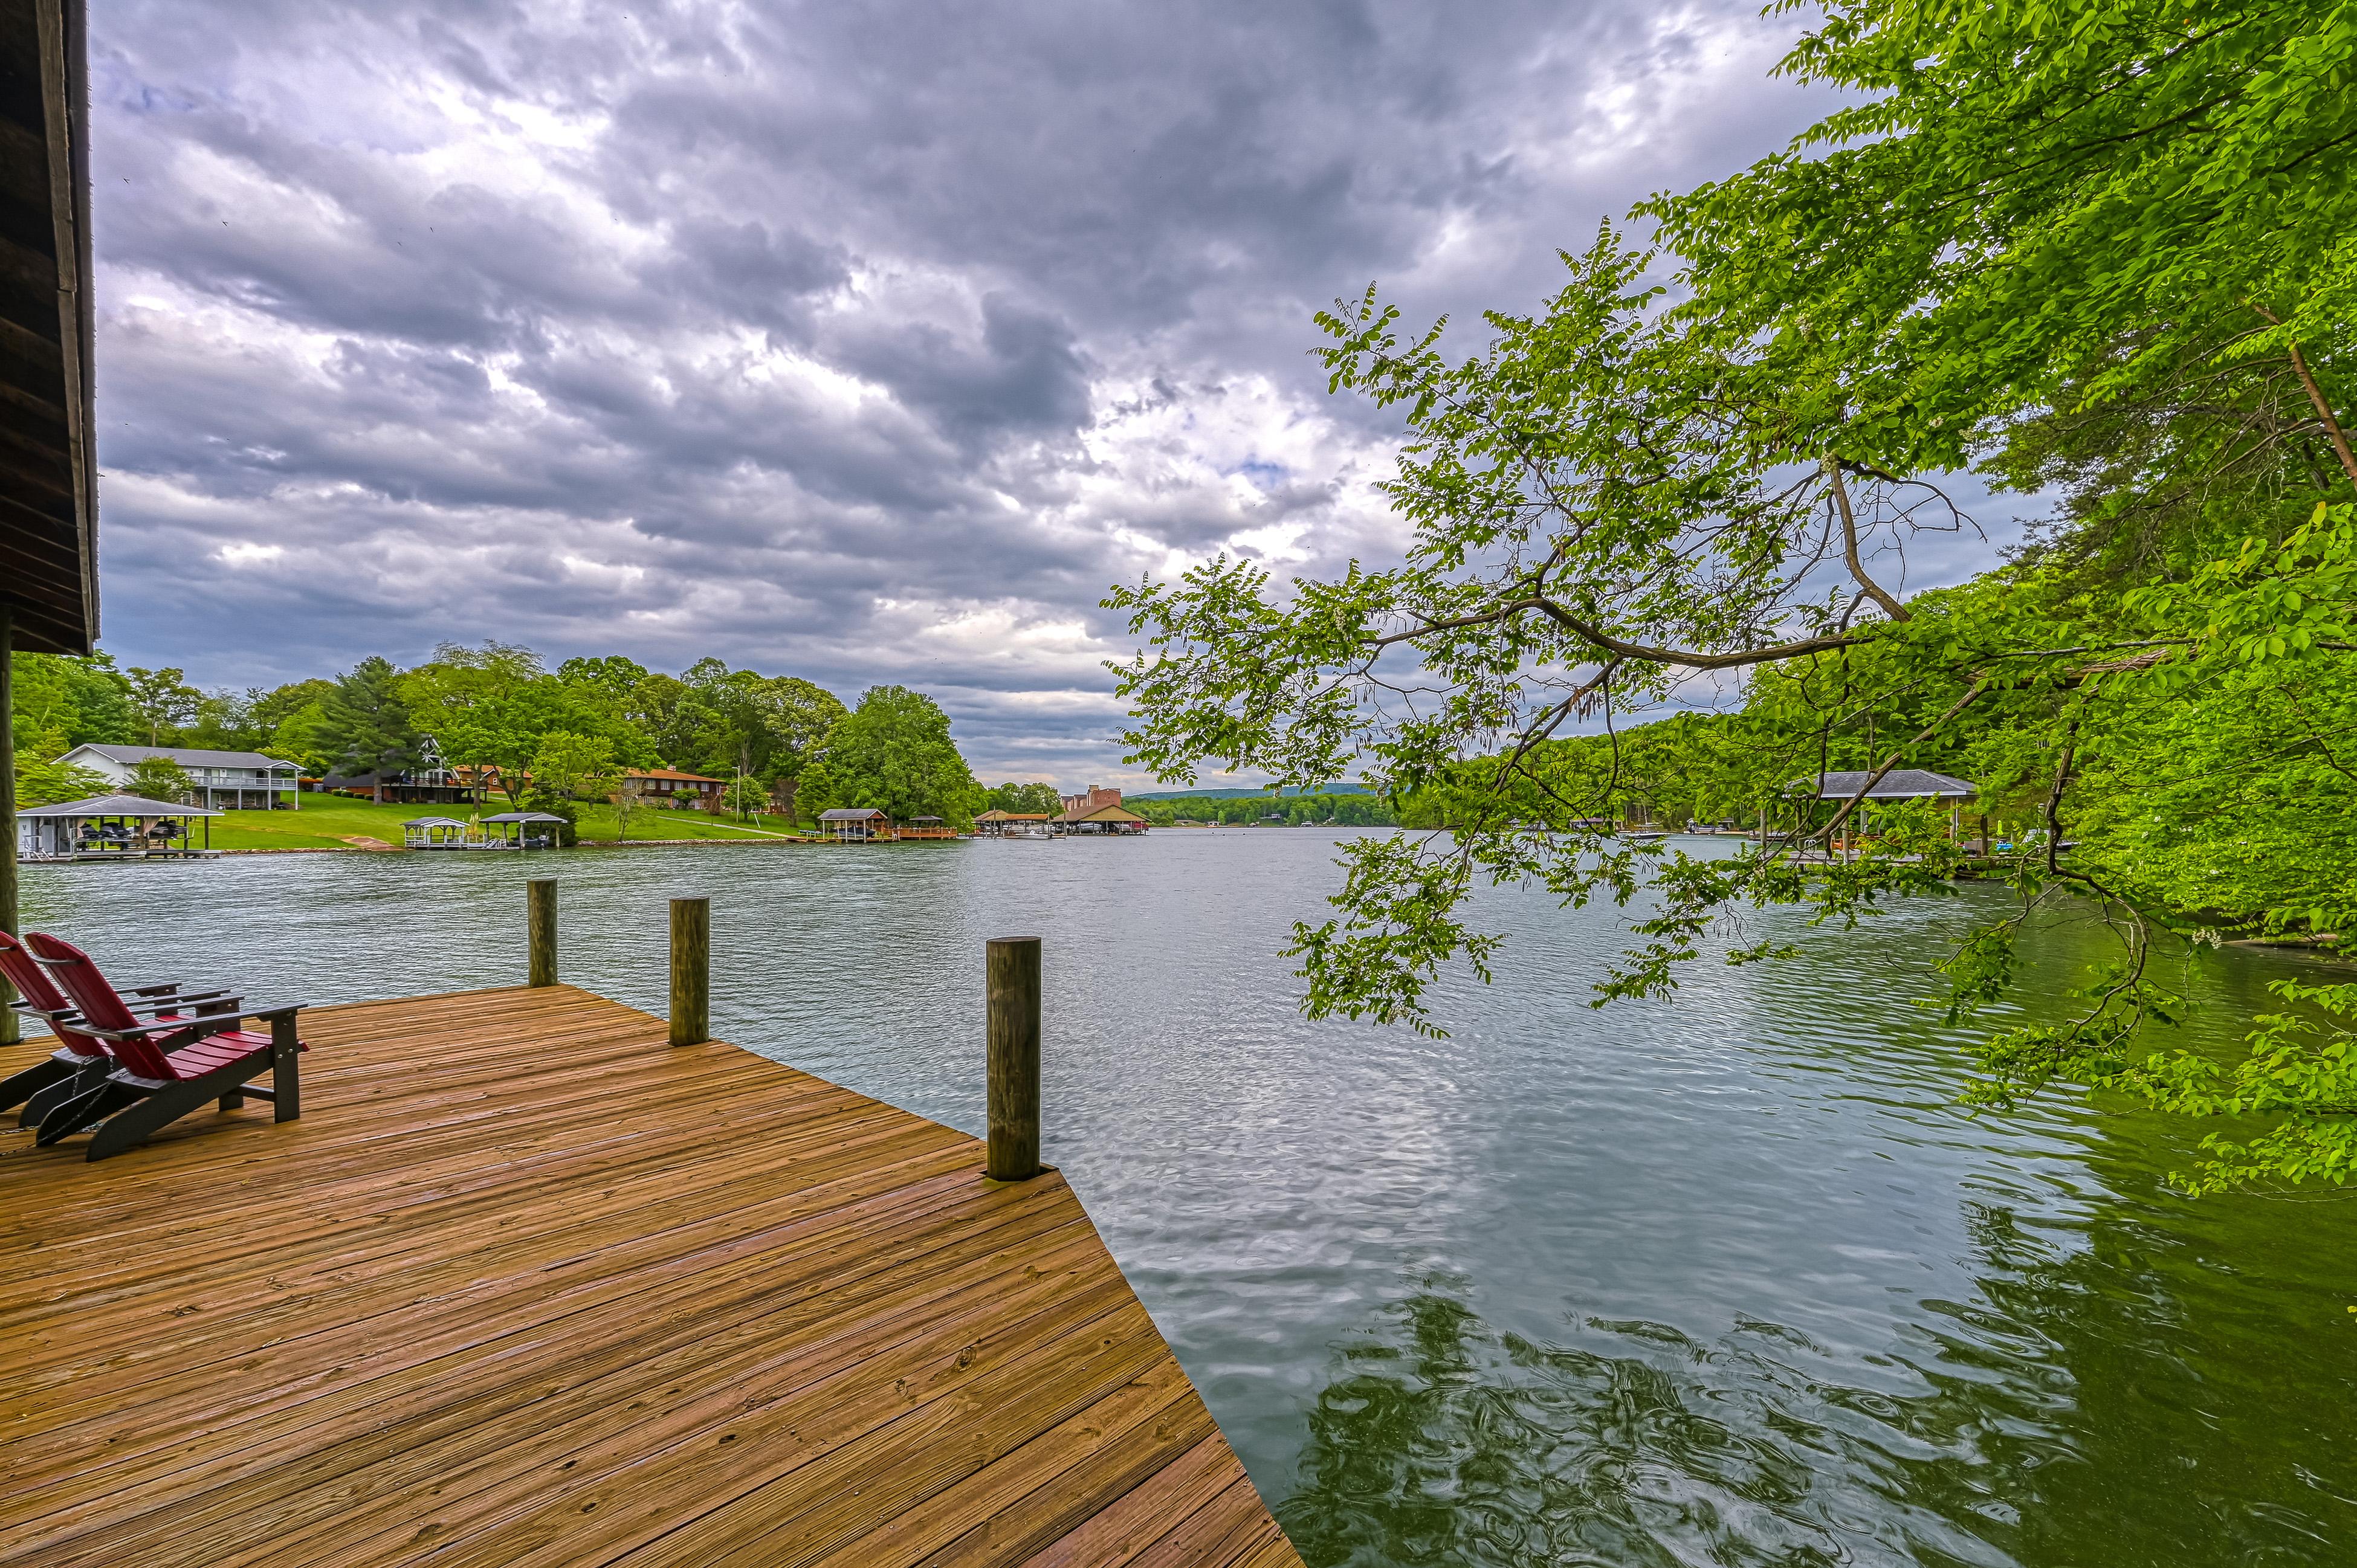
[526,877,557,988]
[670,896,710,1046]
[986,935,1043,1181]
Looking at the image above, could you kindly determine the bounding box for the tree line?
[7,642,1015,830]
[1108,0,2357,1192]
[1127,793,1397,828]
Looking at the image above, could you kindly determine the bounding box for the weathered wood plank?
[0,986,1301,1568]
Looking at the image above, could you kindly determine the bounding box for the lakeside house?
[60,744,301,810]
[619,767,728,811]
[307,768,483,805]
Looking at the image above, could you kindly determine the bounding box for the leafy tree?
[722,772,770,820]
[13,754,110,807]
[1128,791,1398,827]
[797,686,982,827]
[239,680,340,773]
[401,647,651,808]
[556,655,650,706]
[626,673,726,773]
[412,679,648,808]
[682,660,847,815]
[1107,0,2357,1192]
[121,666,204,746]
[529,731,619,801]
[124,757,195,804]
[432,639,547,680]
[1644,0,2357,505]
[985,781,1065,815]
[317,657,424,803]
[6,650,137,754]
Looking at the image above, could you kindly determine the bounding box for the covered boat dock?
[13,794,219,862]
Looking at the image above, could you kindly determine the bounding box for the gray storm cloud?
[85,0,1862,785]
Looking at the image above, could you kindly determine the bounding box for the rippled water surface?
[21,831,2357,1566]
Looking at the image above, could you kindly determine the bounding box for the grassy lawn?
[201,798,806,851]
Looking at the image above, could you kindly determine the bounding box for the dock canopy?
[1790,769,1977,801]
[480,811,569,824]
[16,794,222,861]
[818,807,890,841]
[21,793,221,819]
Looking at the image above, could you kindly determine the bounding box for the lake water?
[18,831,2356,1566]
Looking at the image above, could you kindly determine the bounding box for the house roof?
[627,768,724,784]
[68,744,298,770]
[0,0,98,655]
[1791,769,1978,801]
[1061,802,1147,824]
[19,793,221,818]
[818,808,888,821]
[314,772,473,789]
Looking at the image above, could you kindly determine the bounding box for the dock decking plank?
[0,986,1301,1568]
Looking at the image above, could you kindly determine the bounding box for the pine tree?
[318,657,422,803]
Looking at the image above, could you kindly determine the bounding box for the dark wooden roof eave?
[0,0,97,655]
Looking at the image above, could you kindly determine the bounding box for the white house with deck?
[57,744,302,810]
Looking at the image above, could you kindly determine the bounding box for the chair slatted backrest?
[24,934,181,1080]
[0,932,109,1060]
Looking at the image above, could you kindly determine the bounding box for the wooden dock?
[0,986,1302,1568]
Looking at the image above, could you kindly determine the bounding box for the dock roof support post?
[670,895,709,1046]
[527,877,557,988]
[986,935,1042,1181]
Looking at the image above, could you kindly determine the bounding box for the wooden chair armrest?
[121,990,243,1016]
[68,1018,237,1044]
[247,1002,309,1021]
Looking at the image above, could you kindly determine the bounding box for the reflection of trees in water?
[1276,1233,2356,1568]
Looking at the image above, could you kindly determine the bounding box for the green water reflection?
[1282,1144,2356,1567]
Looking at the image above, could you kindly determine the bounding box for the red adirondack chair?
[0,932,244,1127]
[20,933,306,1161]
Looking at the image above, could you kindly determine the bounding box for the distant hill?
[1122,783,1372,802]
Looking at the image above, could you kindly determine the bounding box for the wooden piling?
[670,896,710,1046]
[526,877,557,988]
[986,935,1042,1181]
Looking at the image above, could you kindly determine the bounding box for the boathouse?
[1782,769,1982,857]
[975,809,1054,836]
[1061,802,1149,836]
[1055,784,1148,836]
[1793,769,1978,802]
[817,807,891,840]
[15,793,220,860]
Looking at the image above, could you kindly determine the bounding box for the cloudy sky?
[83,0,2003,786]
